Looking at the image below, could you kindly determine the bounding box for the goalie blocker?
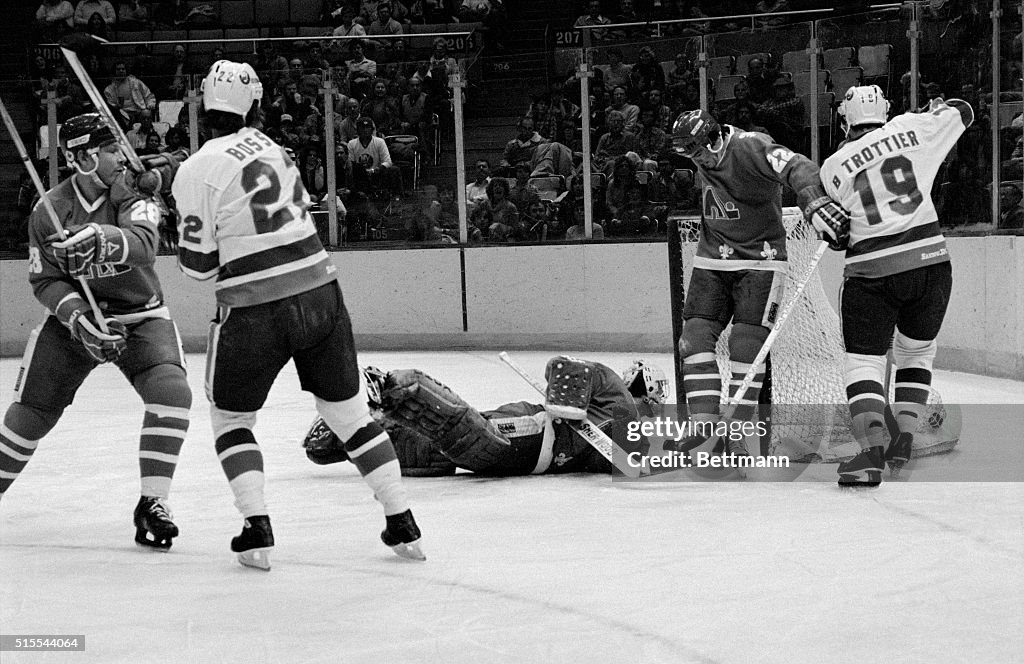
[304,358,657,476]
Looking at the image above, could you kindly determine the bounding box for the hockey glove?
[48,223,117,277]
[131,150,188,196]
[805,197,850,251]
[66,309,128,363]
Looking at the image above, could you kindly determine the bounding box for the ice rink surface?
[1,351,1022,664]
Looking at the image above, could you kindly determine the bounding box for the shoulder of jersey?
[178,141,239,184]
[731,129,776,155]
[34,178,73,214]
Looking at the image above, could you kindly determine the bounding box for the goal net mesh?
[667,208,946,463]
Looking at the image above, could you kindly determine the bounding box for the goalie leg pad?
[381,417,457,477]
[384,369,510,472]
[543,356,594,420]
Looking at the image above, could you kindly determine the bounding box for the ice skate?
[231,515,274,570]
[381,509,425,561]
[725,436,753,478]
[663,434,712,455]
[133,496,178,550]
[838,446,884,488]
[885,432,912,478]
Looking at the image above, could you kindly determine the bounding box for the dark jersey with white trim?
[26,175,164,317]
[692,128,822,273]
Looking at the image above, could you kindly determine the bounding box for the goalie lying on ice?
[303,357,666,476]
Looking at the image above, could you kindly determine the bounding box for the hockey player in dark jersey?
[820,86,973,487]
[171,60,423,569]
[302,358,665,476]
[0,113,192,550]
[668,109,849,459]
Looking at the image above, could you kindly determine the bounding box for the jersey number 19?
[853,155,923,225]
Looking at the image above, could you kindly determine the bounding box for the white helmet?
[622,360,670,404]
[838,85,889,135]
[202,60,263,116]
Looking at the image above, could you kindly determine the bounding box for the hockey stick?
[60,37,146,173]
[498,352,641,478]
[0,95,108,332]
[722,239,830,420]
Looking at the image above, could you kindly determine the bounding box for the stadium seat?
[158,100,185,125]
[822,47,855,71]
[830,67,863,99]
[116,30,151,45]
[151,30,188,56]
[736,52,769,76]
[998,101,1023,128]
[224,28,260,59]
[528,175,565,201]
[385,135,420,191]
[707,56,734,80]
[290,1,322,25]
[408,24,445,51]
[188,29,224,56]
[297,26,329,38]
[793,70,829,97]
[220,1,255,27]
[857,44,892,91]
[781,49,811,74]
[716,75,746,101]
[254,0,289,26]
[800,92,834,136]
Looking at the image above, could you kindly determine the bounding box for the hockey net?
[667,208,950,463]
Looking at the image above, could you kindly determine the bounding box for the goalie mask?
[671,109,725,168]
[838,85,889,136]
[202,60,263,117]
[59,113,118,178]
[622,360,669,404]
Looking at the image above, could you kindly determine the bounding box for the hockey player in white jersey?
[171,60,424,568]
[819,85,974,487]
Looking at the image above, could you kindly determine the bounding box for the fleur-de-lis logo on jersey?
[719,243,734,260]
[760,241,778,261]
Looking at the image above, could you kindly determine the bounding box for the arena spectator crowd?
[14,0,1022,251]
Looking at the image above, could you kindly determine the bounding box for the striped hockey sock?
[847,379,888,450]
[215,428,267,518]
[0,423,38,498]
[893,367,931,434]
[728,360,765,422]
[139,404,189,500]
[682,352,721,420]
[344,417,409,517]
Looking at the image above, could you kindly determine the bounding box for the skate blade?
[838,472,881,489]
[887,461,907,479]
[135,529,173,551]
[390,540,426,561]
[911,438,959,458]
[237,547,273,570]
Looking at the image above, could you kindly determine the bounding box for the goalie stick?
[498,352,641,478]
[0,95,108,332]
